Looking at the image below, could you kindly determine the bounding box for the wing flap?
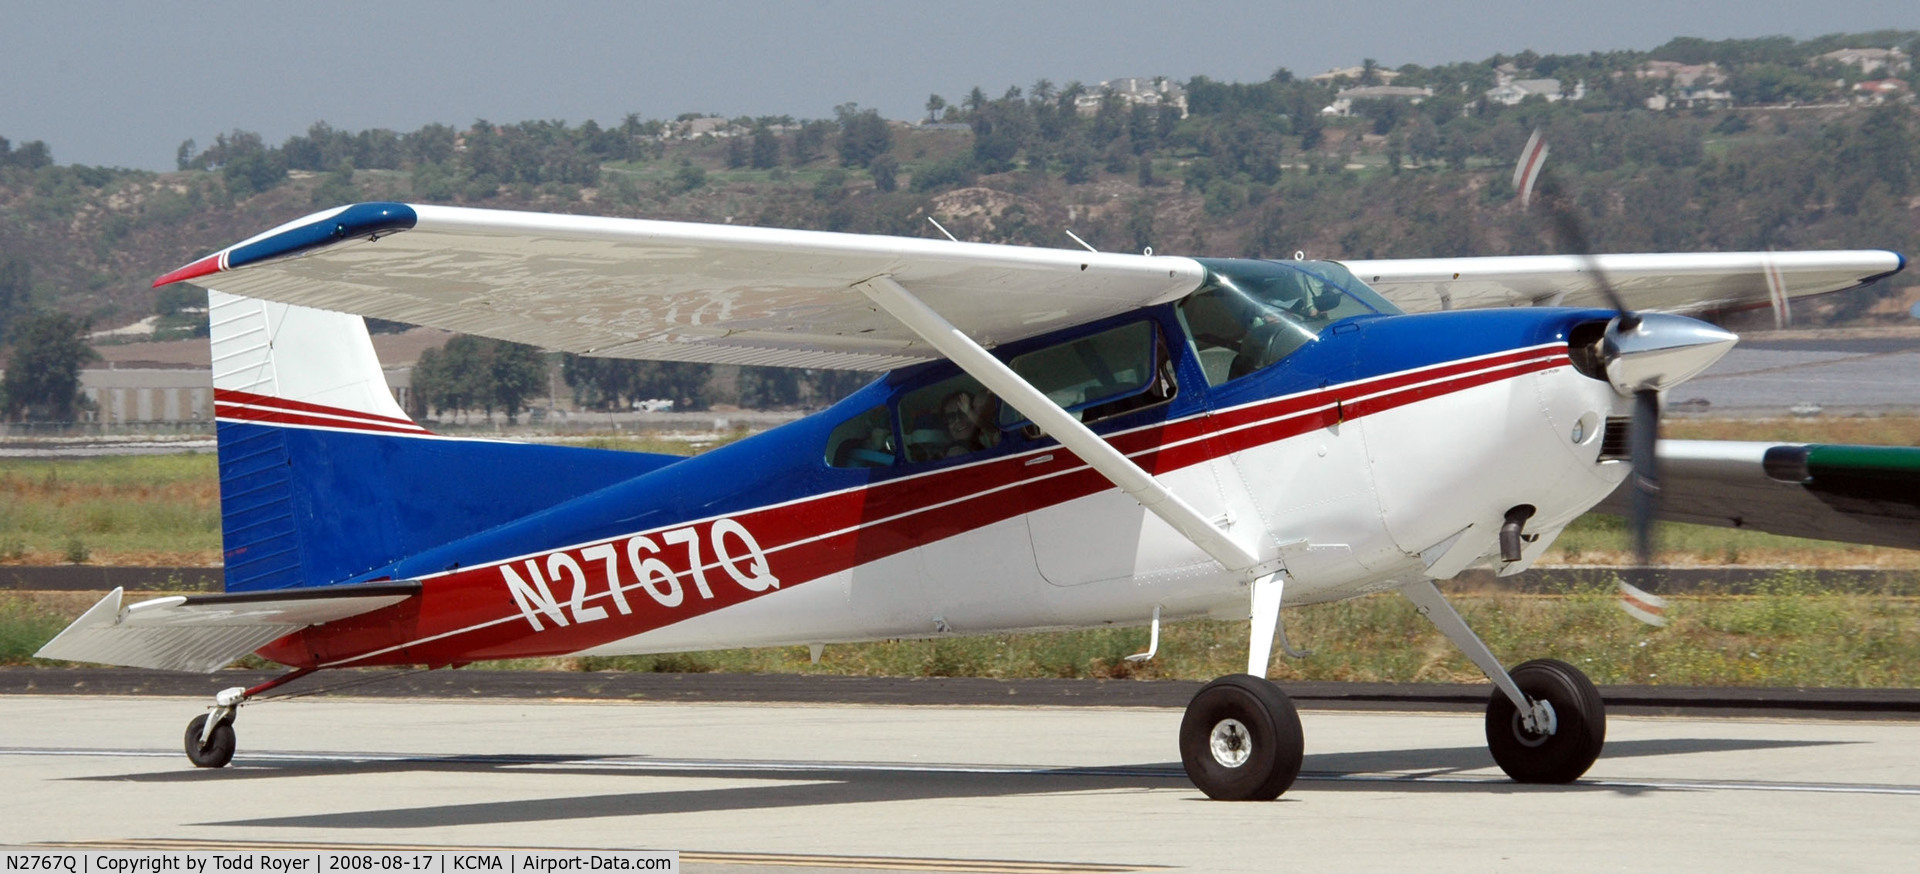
[1349,251,1905,314]
[163,203,1207,370]
[34,583,420,672]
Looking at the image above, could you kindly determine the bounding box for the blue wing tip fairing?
[154,202,417,288]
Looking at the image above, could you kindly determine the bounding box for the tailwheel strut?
[184,666,316,769]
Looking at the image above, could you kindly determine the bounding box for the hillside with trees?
[2,31,1916,419]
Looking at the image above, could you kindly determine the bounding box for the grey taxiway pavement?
[3,694,1917,872]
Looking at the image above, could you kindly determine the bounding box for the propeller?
[1514,128,1719,627]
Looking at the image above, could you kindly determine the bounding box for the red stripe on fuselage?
[258,345,1571,669]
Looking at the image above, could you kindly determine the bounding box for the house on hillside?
[1636,60,1734,110]
[1309,65,1402,86]
[1485,78,1584,106]
[1645,88,1735,111]
[1818,47,1912,76]
[675,117,737,139]
[1073,77,1189,118]
[1637,60,1727,89]
[1321,85,1434,117]
[1853,79,1913,104]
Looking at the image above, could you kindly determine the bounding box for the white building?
[1818,48,1912,76]
[1321,85,1434,117]
[1073,77,1189,118]
[1485,78,1584,106]
[1309,65,1402,85]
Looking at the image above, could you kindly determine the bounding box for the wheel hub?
[1511,700,1559,748]
[1209,718,1252,768]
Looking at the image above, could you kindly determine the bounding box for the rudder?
[207,289,680,592]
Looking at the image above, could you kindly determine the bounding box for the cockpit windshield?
[1178,259,1400,385]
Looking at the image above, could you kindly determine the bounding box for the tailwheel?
[184,713,236,769]
[1485,658,1606,783]
[1179,674,1303,800]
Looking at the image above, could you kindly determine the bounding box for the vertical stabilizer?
[210,290,425,434]
[206,289,682,593]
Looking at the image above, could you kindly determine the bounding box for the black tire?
[1485,658,1605,783]
[1179,674,1304,800]
[184,714,236,769]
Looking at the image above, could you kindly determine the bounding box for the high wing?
[154,202,1205,371]
[1593,441,1920,550]
[34,583,420,672]
[1346,251,1905,314]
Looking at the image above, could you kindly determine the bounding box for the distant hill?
[2,30,1915,336]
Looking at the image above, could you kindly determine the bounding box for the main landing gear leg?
[184,666,315,768]
[1181,572,1304,801]
[1399,580,1605,783]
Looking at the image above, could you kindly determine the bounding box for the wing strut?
[854,275,1263,575]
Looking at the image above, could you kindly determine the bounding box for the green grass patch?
[460,573,1920,688]
[0,454,221,564]
[0,594,80,665]
[1547,513,1887,566]
[12,573,1919,685]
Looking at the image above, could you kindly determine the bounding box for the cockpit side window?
[885,320,1174,465]
[999,320,1173,430]
[824,404,897,469]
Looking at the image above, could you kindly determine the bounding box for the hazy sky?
[4,1,1914,170]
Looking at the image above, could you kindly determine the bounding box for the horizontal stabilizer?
[1592,440,1920,551]
[34,582,419,672]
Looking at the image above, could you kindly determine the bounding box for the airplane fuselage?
[255,293,1630,671]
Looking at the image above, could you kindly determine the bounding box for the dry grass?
[0,455,220,566]
[12,574,1916,688]
[4,417,1915,569]
[354,575,1920,688]
[1540,415,1920,569]
[1665,414,1920,446]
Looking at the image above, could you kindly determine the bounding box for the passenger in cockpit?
[940,390,999,457]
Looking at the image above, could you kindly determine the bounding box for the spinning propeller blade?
[1514,129,1679,626]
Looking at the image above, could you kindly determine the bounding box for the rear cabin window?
[897,373,1001,462]
[824,405,896,469]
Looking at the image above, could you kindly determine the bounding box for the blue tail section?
[219,424,682,592]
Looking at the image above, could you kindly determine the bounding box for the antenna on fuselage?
[1064,229,1099,253]
[926,216,960,243]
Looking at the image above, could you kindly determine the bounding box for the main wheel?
[1179,674,1303,800]
[184,714,236,769]
[1486,658,1605,783]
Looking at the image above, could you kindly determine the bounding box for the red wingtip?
[152,253,222,288]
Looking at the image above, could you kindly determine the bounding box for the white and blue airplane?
[36,199,1909,800]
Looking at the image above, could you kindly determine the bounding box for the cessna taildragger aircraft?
[37,199,1909,800]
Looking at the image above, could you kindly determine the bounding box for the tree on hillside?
[836,105,893,169]
[750,123,781,169]
[2,310,98,422]
[0,137,53,170]
[0,256,32,340]
[791,121,831,165]
[869,154,899,192]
